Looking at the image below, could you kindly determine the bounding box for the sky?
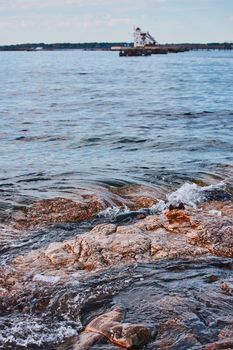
[0,0,233,45]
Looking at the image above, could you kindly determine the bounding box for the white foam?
[0,318,77,347]
[166,181,226,208]
[209,209,222,217]
[150,200,167,214]
[33,274,60,284]
[99,182,226,218]
[167,183,205,208]
[98,205,129,219]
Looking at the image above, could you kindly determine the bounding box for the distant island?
[0,42,232,51]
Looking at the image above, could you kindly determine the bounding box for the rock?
[109,323,152,349]
[9,185,162,230]
[169,202,185,211]
[1,257,233,350]
[11,196,105,229]
[220,282,233,295]
[203,324,233,349]
[2,201,231,293]
[75,308,152,349]
[188,217,233,257]
[74,332,105,350]
[165,209,194,225]
[114,210,149,223]
[90,224,117,236]
[109,184,161,210]
[202,201,233,217]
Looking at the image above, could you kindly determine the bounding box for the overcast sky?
[0,0,233,45]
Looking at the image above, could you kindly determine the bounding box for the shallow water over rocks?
[0,184,232,349]
[1,258,233,349]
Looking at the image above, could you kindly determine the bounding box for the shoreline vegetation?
[0,41,233,51]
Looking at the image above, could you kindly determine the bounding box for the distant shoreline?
[0,42,232,51]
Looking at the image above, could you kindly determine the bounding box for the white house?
[134,27,156,48]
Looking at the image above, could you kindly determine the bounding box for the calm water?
[0,50,233,203]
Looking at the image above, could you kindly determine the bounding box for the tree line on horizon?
[0,42,232,51]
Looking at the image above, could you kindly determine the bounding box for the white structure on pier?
[134,27,156,48]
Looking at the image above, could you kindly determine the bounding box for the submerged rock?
[10,196,105,229]
[8,185,161,230]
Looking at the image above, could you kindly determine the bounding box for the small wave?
[167,181,229,207]
[167,182,208,208]
[14,135,71,142]
[99,181,230,220]
[150,182,229,213]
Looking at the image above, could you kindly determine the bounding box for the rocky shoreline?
[0,184,232,349]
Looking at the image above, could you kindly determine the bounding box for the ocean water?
[0,50,233,350]
[0,50,233,204]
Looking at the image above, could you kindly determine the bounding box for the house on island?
[134,27,156,48]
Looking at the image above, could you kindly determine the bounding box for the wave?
[99,181,231,221]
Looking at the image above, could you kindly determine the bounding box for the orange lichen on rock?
[163,209,200,233]
[165,209,194,225]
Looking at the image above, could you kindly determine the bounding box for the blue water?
[0,50,233,202]
[0,49,233,350]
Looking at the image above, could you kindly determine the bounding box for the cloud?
[0,0,168,12]
[0,0,85,11]
[0,12,133,32]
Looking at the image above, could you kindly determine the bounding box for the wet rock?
[220,281,233,295]
[203,189,232,202]
[169,202,185,211]
[75,308,152,349]
[163,209,199,233]
[203,339,233,349]
[114,210,149,223]
[2,201,232,300]
[1,258,233,349]
[8,185,162,230]
[188,217,233,257]
[74,332,105,350]
[109,185,161,210]
[11,196,105,229]
[90,224,117,236]
[7,213,210,282]
[1,183,233,349]
[165,209,193,225]
[202,200,233,217]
